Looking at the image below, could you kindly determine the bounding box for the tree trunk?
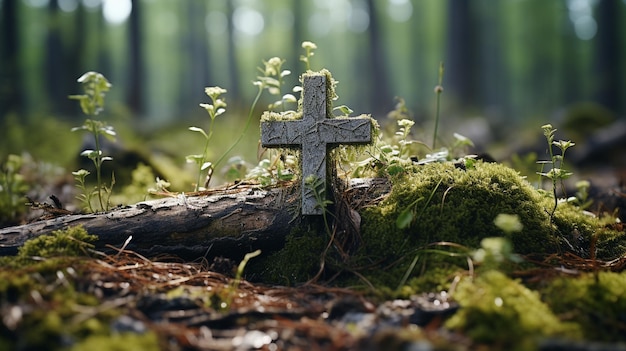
[0,0,22,117]
[127,0,144,116]
[0,179,390,260]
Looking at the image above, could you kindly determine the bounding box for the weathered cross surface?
[261,73,372,215]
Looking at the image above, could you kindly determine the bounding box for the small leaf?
[188,127,208,139]
[201,162,212,171]
[282,94,297,103]
[396,208,414,229]
[387,164,405,176]
[71,126,87,132]
[80,149,98,157]
[186,155,204,164]
[333,105,353,115]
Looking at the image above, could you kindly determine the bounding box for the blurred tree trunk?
[45,0,73,115]
[226,0,240,99]
[179,1,210,115]
[365,0,392,116]
[444,0,478,109]
[127,0,144,116]
[0,0,22,117]
[594,0,622,116]
[290,1,304,88]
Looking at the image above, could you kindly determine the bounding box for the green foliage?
[224,249,261,308]
[70,332,160,351]
[542,271,626,342]
[18,226,96,259]
[68,71,112,116]
[552,202,626,259]
[537,123,575,219]
[305,174,333,234]
[69,71,116,212]
[187,86,227,191]
[0,154,29,225]
[300,41,317,71]
[111,162,158,204]
[446,270,580,350]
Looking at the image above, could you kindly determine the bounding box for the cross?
[261,72,372,215]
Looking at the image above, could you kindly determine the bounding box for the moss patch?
[257,161,626,291]
[446,270,580,350]
[542,271,626,342]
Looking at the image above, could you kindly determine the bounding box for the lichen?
[446,270,580,350]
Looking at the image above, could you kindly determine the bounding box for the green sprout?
[305,175,334,236]
[300,41,317,71]
[537,124,575,218]
[187,86,227,191]
[396,118,415,157]
[257,57,296,112]
[69,71,115,212]
[0,154,28,223]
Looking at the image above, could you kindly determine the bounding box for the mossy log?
[0,179,390,260]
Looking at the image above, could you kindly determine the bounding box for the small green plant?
[69,71,115,212]
[432,62,444,149]
[187,86,227,191]
[224,249,261,309]
[396,119,415,158]
[537,124,575,218]
[0,154,29,224]
[305,175,334,235]
[396,178,442,229]
[203,45,314,189]
[300,41,317,71]
[247,43,323,186]
[257,57,297,112]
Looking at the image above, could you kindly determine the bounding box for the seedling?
[537,124,575,218]
[69,71,115,212]
[0,154,28,223]
[300,41,317,71]
[187,86,227,191]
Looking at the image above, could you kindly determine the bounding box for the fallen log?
[0,179,390,259]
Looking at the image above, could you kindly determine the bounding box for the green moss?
[70,331,160,351]
[552,202,626,259]
[252,225,327,285]
[542,271,626,342]
[351,162,554,289]
[253,160,625,296]
[446,270,580,350]
[18,226,97,259]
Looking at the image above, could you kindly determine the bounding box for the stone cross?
[261,73,372,215]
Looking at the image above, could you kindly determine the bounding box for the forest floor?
[2,233,626,351]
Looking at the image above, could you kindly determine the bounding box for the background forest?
[1,0,625,190]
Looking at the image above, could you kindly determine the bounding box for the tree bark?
[0,186,299,260]
[0,179,390,260]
